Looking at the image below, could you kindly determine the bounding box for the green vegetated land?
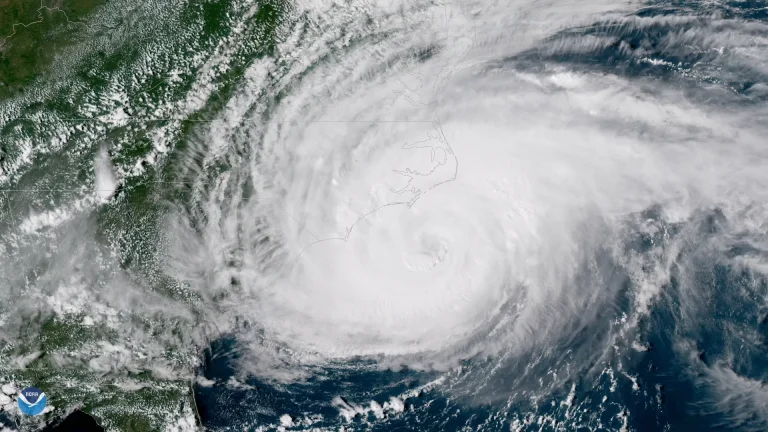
[0,0,104,98]
[1,2,189,430]
[1,0,292,429]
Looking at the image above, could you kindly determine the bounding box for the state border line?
[0,181,199,192]
[7,118,436,123]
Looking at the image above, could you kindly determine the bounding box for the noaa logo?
[17,387,47,416]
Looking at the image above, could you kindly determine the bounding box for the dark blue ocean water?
[194,217,768,431]
[15,0,764,430]
[192,2,768,431]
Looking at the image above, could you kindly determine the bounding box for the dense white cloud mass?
[161,0,768,381]
[1,0,767,428]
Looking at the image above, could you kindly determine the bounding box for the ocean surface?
[1,0,768,431]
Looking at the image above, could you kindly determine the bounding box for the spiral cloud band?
[1,0,768,428]
[164,0,768,378]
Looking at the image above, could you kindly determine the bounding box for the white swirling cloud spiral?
[174,0,768,372]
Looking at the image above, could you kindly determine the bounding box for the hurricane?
[1,0,768,430]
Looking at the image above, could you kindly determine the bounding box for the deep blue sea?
[190,3,768,430]
[190,1,768,432]
[3,1,768,432]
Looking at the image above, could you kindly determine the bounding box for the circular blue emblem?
[17,387,47,416]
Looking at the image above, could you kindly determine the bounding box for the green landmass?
[0,0,292,429]
[0,0,105,99]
